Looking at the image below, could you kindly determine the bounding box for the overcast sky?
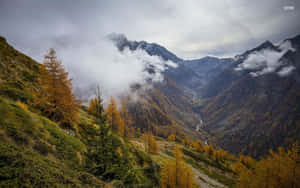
[0,0,300,60]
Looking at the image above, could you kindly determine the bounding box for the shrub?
[16,101,28,111]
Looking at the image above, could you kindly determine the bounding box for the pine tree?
[38,48,79,127]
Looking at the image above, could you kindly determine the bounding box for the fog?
[235,40,296,77]
[55,35,177,102]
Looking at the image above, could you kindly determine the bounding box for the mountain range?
[110,34,300,158]
[1,32,299,158]
[0,32,299,187]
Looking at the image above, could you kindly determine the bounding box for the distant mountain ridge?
[110,33,300,157]
[198,34,300,157]
[109,33,234,95]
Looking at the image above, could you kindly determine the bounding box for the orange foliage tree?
[161,145,195,188]
[143,132,159,154]
[105,97,124,136]
[235,143,299,188]
[168,134,176,142]
[38,48,80,127]
[120,102,134,138]
[192,139,204,152]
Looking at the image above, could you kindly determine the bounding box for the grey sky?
[0,0,300,60]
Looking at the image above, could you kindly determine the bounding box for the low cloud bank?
[57,34,177,102]
[235,40,296,77]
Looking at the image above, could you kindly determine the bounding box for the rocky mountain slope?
[199,35,300,157]
[109,34,234,140]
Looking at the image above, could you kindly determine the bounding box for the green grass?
[0,96,160,187]
[0,144,105,187]
[0,97,103,187]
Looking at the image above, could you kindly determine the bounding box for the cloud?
[277,66,295,77]
[235,40,296,77]
[283,6,295,11]
[57,35,177,102]
[0,0,300,59]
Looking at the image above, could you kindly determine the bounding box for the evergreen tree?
[88,123,131,181]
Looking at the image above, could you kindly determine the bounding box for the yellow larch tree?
[236,143,299,188]
[161,145,195,188]
[192,139,204,152]
[105,97,124,136]
[120,102,133,137]
[143,132,159,154]
[38,48,80,127]
[168,134,176,142]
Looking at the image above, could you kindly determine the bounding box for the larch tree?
[89,86,106,124]
[161,159,176,188]
[161,145,195,188]
[143,132,159,154]
[192,139,204,152]
[120,102,133,137]
[168,134,176,142]
[39,48,80,127]
[204,145,214,158]
[236,143,300,188]
[105,97,123,135]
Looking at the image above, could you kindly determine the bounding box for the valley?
[0,20,299,188]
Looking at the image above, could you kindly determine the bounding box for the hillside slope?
[0,37,161,187]
[110,34,203,140]
[199,35,300,157]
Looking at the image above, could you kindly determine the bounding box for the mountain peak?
[255,40,275,51]
[202,56,219,61]
[108,33,182,63]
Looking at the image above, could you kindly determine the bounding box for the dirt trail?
[160,151,226,188]
[153,140,227,188]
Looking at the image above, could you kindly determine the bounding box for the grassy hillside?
[0,36,161,187]
[0,36,40,103]
[0,97,102,187]
[0,96,162,187]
